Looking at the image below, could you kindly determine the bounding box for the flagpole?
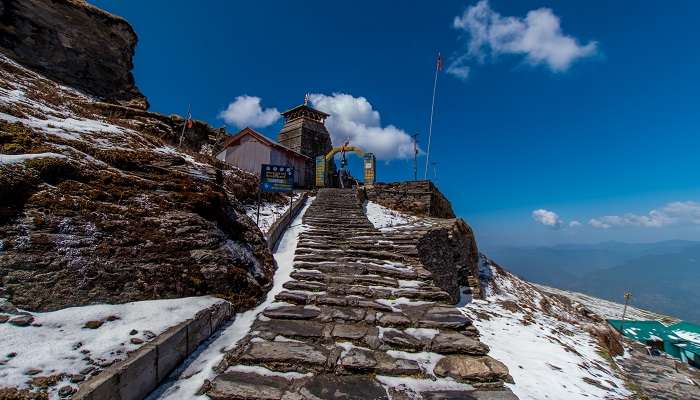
[424,55,440,179]
[179,103,191,147]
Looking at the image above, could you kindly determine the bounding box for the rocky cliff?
[416,218,482,301]
[0,0,148,109]
[0,2,274,312]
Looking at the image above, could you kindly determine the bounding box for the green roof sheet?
[673,341,700,355]
[667,321,700,345]
[607,319,668,342]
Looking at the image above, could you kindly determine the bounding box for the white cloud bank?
[589,201,700,229]
[219,95,281,129]
[532,209,563,229]
[309,93,417,160]
[449,0,597,79]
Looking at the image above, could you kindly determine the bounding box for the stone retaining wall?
[73,301,233,400]
[364,181,455,218]
[265,192,308,251]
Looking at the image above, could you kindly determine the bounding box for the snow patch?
[225,364,312,379]
[0,152,67,165]
[461,261,631,400]
[0,297,224,397]
[244,193,302,234]
[364,201,416,229]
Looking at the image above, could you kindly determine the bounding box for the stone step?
[207,188,515,400]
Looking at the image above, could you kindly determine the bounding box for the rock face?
[363,181,455,218]
[0,48,272,311]
[0,0,148,109]
[416,218,482,301]
[208,189,516,400]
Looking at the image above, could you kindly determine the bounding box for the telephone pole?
[411,133,419,181]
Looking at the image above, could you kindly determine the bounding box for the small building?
[216,127,310,187]
[608,319,700,368]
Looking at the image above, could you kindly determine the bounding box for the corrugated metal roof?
[608,320,668,342]
[608,319,700,356]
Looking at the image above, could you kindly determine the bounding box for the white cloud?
[309,93,417,160]
[446,55,471,80]
[532,209,563,229]
[449,0,597,78]
[219,95,281,128]
[589,201,700,229]
[569,220,582,228]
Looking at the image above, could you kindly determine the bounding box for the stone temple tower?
[277,101,333,160]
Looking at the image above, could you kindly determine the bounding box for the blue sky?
[90,0,699,251]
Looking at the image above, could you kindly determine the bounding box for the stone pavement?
[207,189,517,400]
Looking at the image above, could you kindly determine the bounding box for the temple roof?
[280,104,329,122]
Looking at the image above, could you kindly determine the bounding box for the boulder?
[0,0,148,109]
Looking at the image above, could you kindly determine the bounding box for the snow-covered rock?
[0,47,272,313]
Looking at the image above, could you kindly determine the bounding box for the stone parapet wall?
[74,301,233,400]
[364,181,455,218]
[265,192,308,251]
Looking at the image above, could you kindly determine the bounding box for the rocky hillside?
[465,256,700,399]
[0,1,275,313]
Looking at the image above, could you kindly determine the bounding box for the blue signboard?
[260,164,294,192]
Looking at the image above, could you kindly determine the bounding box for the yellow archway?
[315,145,375,187]
[324,145,365,161]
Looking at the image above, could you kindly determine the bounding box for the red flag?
[436,53,443,72]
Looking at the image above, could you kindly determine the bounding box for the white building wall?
[219,136,271,176]
[217,136,309,187]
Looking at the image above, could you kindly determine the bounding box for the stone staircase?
[207,189,517,400]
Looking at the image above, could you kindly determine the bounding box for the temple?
[277,102,333,160]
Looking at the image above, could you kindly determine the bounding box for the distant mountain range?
[488,240,700,323]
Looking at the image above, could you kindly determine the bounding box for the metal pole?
[432,162,437,181]
[179,103,191,147]
[411,133,418,181]
[256,188,261,226]
[620,292,632,331]
[424,59,439,180]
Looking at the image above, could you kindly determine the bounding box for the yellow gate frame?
[315,145,376,187]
